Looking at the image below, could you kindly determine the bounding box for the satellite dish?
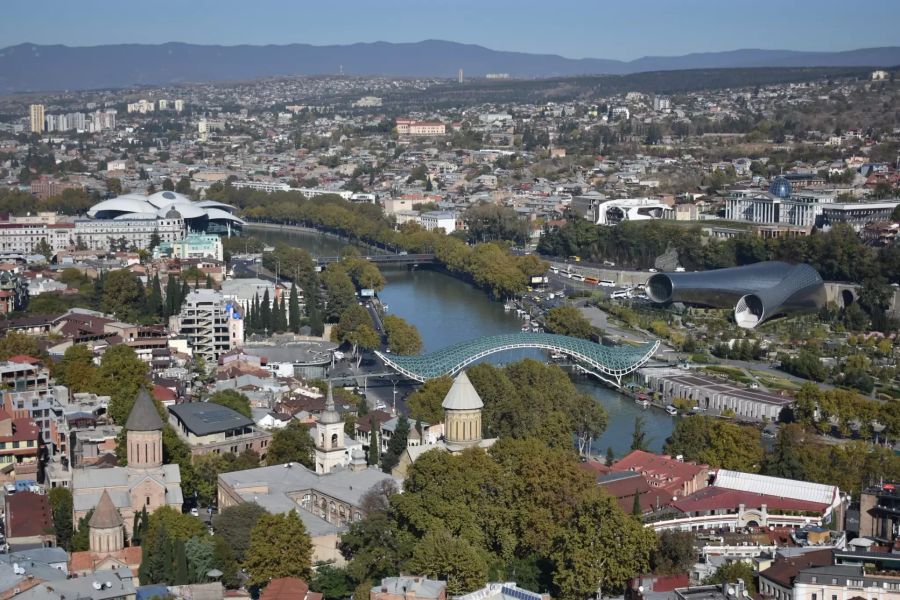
[727,586,735,596]
[638,586,644,593]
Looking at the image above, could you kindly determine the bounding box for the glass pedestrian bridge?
[375,332,659,387]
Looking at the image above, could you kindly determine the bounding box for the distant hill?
[0,40,898,93]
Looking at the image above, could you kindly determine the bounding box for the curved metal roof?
[376,332,659,386]
[87,197,157,218]
[646,261,825,329]
[87,193,245,225]
[205,207,247,224]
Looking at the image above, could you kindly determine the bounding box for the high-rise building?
[29,104,45,133]
[158,99,168,110]
[458,68,464,84]
[174,99,184,112]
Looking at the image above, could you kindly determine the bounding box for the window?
[811,594,816,600]
[811,578,818,584]
[146,496,151,506]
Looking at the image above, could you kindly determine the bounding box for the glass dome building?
[768,176,792,199]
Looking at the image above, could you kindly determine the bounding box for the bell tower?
[315,383,345,474]
[125,389,163,469]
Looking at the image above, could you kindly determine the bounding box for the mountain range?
[1,40,898,93]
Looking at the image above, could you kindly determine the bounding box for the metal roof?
[376,332,658,386]
[714,469,839,506]
[168,402,253,436]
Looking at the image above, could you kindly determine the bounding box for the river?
[248,225,674,457]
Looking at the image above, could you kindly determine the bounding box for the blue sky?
[2,0,898,60]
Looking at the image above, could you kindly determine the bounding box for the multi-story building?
[29,104,45,133]
[793,564,900,600]
[0,409,41,484]
[169,290,243,363]
[0,267,29,313]
[371,577,446,600]
[419,211,458,233]
[167,402,272,458]
[166,233,223,261]
[72,213,185,251]
[818,201,900,231]
[395,119,445,136]
[859,482,900,543]
[0,220,75,255]
[174,99,184,112]
[30,176,83,201]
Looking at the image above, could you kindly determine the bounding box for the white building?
[420,211,457,233]
[174,99,185,112]
[169,290,244,363]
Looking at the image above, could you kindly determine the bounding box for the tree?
[174,539,190,585]
[107,177,123,196]
[48,487,73,550]
[762,424,807,480]
[267,420,316,467]
[132,506,149,546]
[96,345,150,425]
[260,288,272,333]
[288,283,301,333]
[175,176,192,195]
[146,506,206,545]
[703,561,757,594]
[35,237,53,261]
[243,510,313,589]
[632,489,642,517]
[147,273,163,317]
[211,502,268,564]
[139,522,174,585]
[664,415,764,472]
[368,428,380,466]
[207,389,252,418]
[162,178,175,191]
[551,492,656,600]
[57,343,98,393]
[383,314,423,355]
[605,446,615,467]
[185,535,217,584]
[381,415,409,473]
[100,269,147,322]
[311,564,353,600]
[0,331,40,360]
[407,530,488,595]
[70,509,93,552]
[543,306,594,339]
[333,304,380,368]
[631,416,649,451]
[407,376,453,425]
[651,530,696,575]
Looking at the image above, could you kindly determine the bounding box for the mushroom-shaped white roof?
[441,371,484,410]
[205,207,246,224]
[196,200,238,213]
[156,202,206,219]
[113,212,158,221]
[146,190,193,208]
[87,197,157,218]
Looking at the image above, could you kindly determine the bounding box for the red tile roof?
[261,577,312,600]
[611,450,708,497]
[672,486,830,515]
[6,491,53,538]
[759,549,833,588]
[6,355,41,365]
[152,384,177,402]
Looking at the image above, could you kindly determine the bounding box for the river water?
[248,225,674,456]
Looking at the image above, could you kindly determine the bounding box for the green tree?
[174,539,190,585]
[139,522,174,585]
[175,176,193,195]
[333,304,380,368]
[243,510,313,589]
[664,415,764,472]
[408,530,488,595]
[605,446,615,467]
[311,564,353,600]
[288,283,301,333]
[551,492,656,600]
[107,177,123,196]
[651,530,696,575]
[96,345,150,424]
[211,502,268,564]
[207,389,252,418]
[381,415,410,473]
[543,306,594,339]
[70,509,93,552]
[185,535,217,584]
[146,506,206,545]
[35,237,53,261]
[162,178,175,191]
[762,424,807,480]
[368,428,380,466]
[703,561,757,595]
[48,487,74,550]
[383,314,423,355]
[406,376,453,425]
[0,331,40,360]
[147,273,163,317]
[267,420,316,467]
[100,269,147,321]
[57,343,98,393]
[631,416,649,451]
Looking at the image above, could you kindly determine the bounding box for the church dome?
[442,371,484,410]
[768,176,792,198]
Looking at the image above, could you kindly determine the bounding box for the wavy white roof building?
[88,191,245,233]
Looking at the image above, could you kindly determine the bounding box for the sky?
[2,0,898,61]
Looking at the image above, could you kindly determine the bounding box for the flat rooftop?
[168,402,253,436]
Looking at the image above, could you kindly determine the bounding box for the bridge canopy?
[375,332,658,387]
